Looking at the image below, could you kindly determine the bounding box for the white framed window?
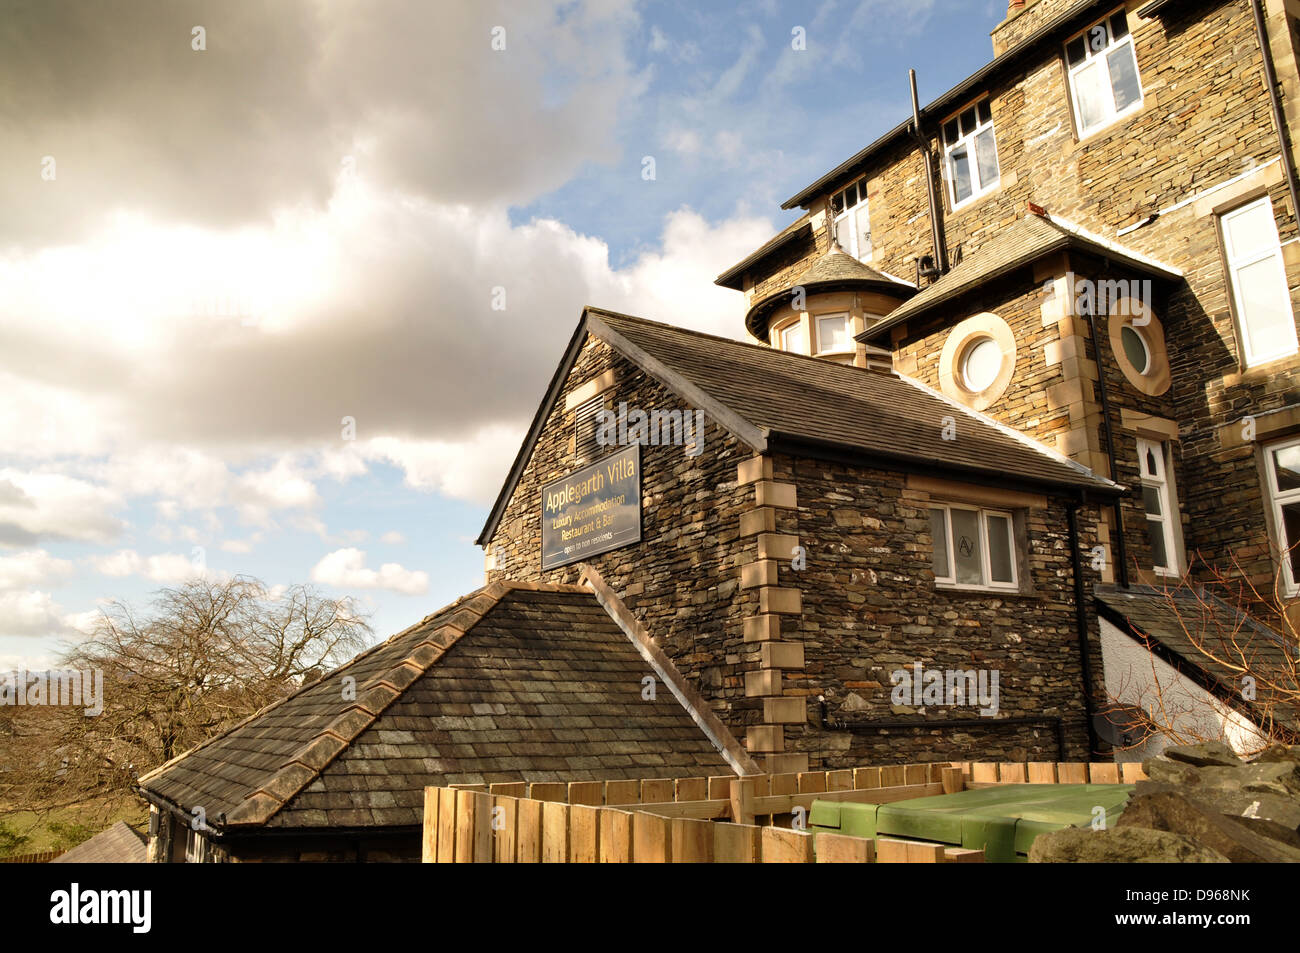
[815,313,852,354]
[959,336,1003,393]
[1136,438,1179,575]
[1220,196,1298,367]
[1264,437,1300,594]
[929,504,1018,590]
[1120,323,1153,375]
[778,319,807,354]
[185,827,211,863]
[1065,11,1143,137]
[830,179,872,261]
[942,101,1000,208]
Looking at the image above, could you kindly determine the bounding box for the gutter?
[1067,499,1102,757]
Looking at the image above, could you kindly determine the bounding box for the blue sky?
[0,0,1011,666]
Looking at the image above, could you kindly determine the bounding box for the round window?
[1121,324,1151,375]
[961,337,1003,393]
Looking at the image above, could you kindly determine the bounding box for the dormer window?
[942,101,999,209]
[1066,11,1143,137]
[816,314,852,355]
[830,180,872,261]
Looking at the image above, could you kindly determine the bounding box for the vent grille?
[574,396,605,460]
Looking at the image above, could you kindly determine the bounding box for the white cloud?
[0,550,75,590]
[0,469,123,547]
[380,531,406,545]
[90,549,211,583]
[0,590,70,638]
[310,547,429,596]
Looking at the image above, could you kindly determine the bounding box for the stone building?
[140,0,1300,859]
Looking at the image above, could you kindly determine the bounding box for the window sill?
[949,181,1003,216]
[935,583,1036,599]
[1218,350,1300,388]
[1072,98,1149,148]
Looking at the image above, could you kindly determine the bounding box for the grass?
[0,798,149,857]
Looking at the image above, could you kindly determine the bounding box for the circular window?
[961,337,1003,392]
[1121,324,1151,374]
[940,313,1016,411]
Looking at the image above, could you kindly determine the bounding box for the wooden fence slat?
[437,787,457,863]
[797,771,827,794]
[632,812,672,863]
[713,822,761,863]
[999,762,1028,783]
[604,780,640,805]
[815,832,875,863]
[528,782,567,803]
[569,804,601,862]
[875,838,910,863]
[944,847,986,863]
[941,767,965,794]
[670,817,714,862]
[489,782,527,798]
[853,767,882,789]
[1027,762,1058,784]
[641,779,675,804]
[1089,762,1120,784]
[905,841,947,863]
[761,826,815,863]
[598,809,634,863]
[1058,762,1088,784]
[516,798,543,863]
[542,802,570,863]
[1121,761,1147,783]
[904,764,929,786]
[708,775,734,799]
[453,789,478,863]
[675,777,709,802]
[493,795,517,863]
[880,765,906,787]
[826,769,853,791]
[422,788,439,862]
[971,762,998,784]
[768,772,799,796]
[567,781,603,806]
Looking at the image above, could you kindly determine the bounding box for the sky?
[0,0,1008,668]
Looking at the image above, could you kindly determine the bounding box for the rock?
[841,692,869,712]
[1117,790,1300,863]
[1161,741,1243,768]
[1253,745,1300,765]
[1143,758,1203,787]
[1029,826,1229,863]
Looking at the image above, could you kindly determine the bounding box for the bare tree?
[1103,552,1300,756]
[0,575,372,825]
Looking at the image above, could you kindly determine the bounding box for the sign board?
[540,444,641,570]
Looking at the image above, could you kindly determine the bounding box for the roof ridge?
[223,581,525,827]
[137,585,491,787]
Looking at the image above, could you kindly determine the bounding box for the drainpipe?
[910,69,948,276]
[1252,0,1300,223]
[1067,499,1102,758]
[1084,280,1131,589]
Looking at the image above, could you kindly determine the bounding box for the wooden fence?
[422,760,1141,864]
[0,849,65,863]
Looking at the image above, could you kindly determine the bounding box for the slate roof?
[51,822,147,863]
[859,213,1183,342]
[1095,584,1300,733]
[744,245,915,338]
[715,213,813,290]
[595,308,1118,492]
[138,582,738,832]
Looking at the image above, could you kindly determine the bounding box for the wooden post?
[729,777,757,826]
[941,767,965,795]
[436,787,457,863]
[492,795,517,863]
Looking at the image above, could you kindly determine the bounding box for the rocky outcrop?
[1030,743,1300,862]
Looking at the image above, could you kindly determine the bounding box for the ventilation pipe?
[910,69,948,280]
